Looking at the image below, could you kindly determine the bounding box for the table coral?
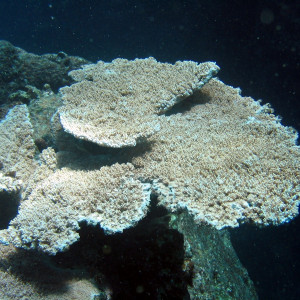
[59,57,219,147]
[131,78,300,228]
[0,105,37,187]
[0,58,299,256]
[5,163,151,254]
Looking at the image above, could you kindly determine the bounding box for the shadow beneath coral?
[164,89,211,116]
[55,134,154,172]
[0,191,20,229]
[53,197,190,299]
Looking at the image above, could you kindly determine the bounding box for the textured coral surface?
[59,58,219,147]
[132,79,300,228]
[6,163,151,254]
[0,58,299,256]
[0,243,101,300]
[0,105,37,180]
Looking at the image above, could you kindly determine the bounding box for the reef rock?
[0,40,89,107]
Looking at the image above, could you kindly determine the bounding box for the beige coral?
[0,243,101,300]
[5,163,151,254]
[21,147,57,200]
[1,59,299,256]
[131,78,300,228]
[0,173,22,194]
[0,105,37,182]
[59,57,219,147]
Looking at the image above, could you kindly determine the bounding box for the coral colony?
[1,57,299,257]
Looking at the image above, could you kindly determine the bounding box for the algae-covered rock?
[171,210,258,299]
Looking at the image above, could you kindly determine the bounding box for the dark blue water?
[0,1,299,299]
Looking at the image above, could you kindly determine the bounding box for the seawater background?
[0,0,299,299]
